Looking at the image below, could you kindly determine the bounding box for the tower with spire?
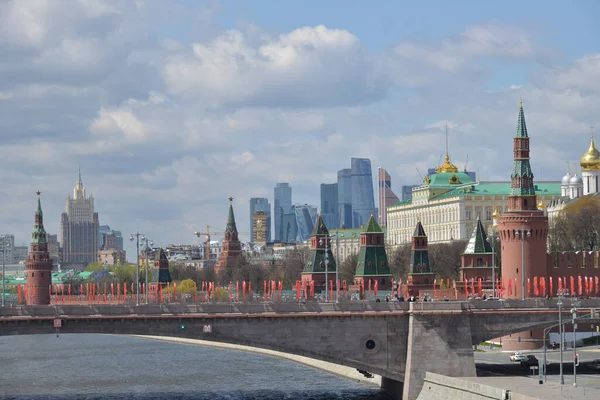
[354,214,392,289]
[301,213,336,288]
[153,247,172,286]
[215,197,242,275]
[498,101,548,299]
[460,218,495,286]
[60,170,100,267]
[406,220,434,297]
[25,192,53,305]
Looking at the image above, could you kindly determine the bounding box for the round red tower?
[25,192,53,305]
[498,102,549,300]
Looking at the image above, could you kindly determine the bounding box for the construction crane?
[194,225,213,261]
[193,225,252,261]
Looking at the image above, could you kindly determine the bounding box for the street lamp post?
[557,290,567,385]
[142,236,153,305]
[334,232,342,303]
[1,241,9,307]
[516,225,531,300]
[488,211,500,298]
[319,238,329,302]
[571,300,581,387]
[129,232,143,306]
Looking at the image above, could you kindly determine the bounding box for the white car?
[510,351,528,362]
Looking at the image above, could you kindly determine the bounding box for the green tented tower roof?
[463,218,493,255]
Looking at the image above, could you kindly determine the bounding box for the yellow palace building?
[386,152,561,246]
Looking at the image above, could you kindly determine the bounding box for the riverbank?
[131,334,382,386]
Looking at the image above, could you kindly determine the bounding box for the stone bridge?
[2,299,600,400]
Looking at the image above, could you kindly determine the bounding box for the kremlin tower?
[25,192,53,305]
[497,101,548,299]
[215,197,242,275]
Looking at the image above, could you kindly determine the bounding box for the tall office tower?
[0,234,14,264]
[274,183,292,241]
[281,204,318,243]
[252,210,269,246]
[377,167,400,227]
[401,185,419,201]
[350,158,376,229]
[60,171,99,267]
[337,168,353,228]
[320,183,339,229]
[249,197,271,243]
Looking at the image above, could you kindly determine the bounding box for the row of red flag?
[461,275,599,297]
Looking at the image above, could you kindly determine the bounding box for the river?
[0,334,392,400]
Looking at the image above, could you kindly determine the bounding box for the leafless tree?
[387,244,411,278]
[339,253,359,282]
[549,196,600,251]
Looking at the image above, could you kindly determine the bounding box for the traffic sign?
[53,319,62,328]
[203,324,212,333]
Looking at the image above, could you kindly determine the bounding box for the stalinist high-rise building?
[60,171,99,267]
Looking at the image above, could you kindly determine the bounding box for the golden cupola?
[436,154,459,173]
[580,136,600,171]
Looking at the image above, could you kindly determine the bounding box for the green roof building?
[385,122,561,246]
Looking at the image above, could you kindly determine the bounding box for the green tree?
[339,253,359,283]
[109,263,136,284]
[86,262,104,272]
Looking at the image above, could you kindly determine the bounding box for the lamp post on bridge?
[571,299,581,387]
[515,225,531,300]
[319,237,329,302]
[1,240,9,307]
[129,232,144,306]
[142,236,153,305]
[557,289,568,385]
[487,209,500,298]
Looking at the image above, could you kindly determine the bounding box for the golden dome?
[537,200,546,210]
[436,154,459,173]
[492,208,500,219]
[580,136,600,171]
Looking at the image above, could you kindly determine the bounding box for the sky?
[0,0,599,259]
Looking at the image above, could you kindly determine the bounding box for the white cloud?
[90,108,146,141]
[162,24,387,107]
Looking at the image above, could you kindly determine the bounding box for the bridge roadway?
[2,298,600,400]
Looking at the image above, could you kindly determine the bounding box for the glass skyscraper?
[320,183,338,229]
[274,183,292,241]
[280,204,318,243]
[337,168,353,229]
[350,158,376,229]
[249,197,271,243]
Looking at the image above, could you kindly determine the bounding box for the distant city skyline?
[0,0,597,257]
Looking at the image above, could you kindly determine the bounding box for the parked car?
[510,351,528,362]
[587,359,600,371]
[521,355,540,368]
[484,297,505,301]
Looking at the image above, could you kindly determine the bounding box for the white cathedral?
[546,136,600,222]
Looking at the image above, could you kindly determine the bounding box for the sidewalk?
[465,376,600,399]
